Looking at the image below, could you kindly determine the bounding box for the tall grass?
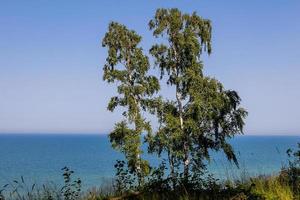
[1,155,299,200]
[250,176,293,200]
[0,172,298,200]
[0,176,62,200]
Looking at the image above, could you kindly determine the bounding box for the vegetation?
[0,167,80,200]
[97,7,300,199]
[280,143,300,197]
[102,20,160,186]
[102,7,247,191]
[146,8,247,183]
[1,7,298,200]
[0,163,299,200]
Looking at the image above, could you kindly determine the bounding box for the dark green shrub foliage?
[113,160,135,194]
[280,143,300,197]
[61,167,81,200]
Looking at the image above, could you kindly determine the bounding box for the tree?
[147,8,247,182]
[102,22,160,185]
[102,8,247,187]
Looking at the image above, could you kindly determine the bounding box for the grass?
[250,176,293,200]
[1,148,299,200]
[0,173,298,200]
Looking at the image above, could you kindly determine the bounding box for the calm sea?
[0,134,299,189]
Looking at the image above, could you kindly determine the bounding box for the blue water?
[0,134,299,189]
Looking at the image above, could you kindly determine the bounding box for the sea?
[0,134,299,190]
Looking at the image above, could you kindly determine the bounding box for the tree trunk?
[176,84,189,180]
[172,41,189,180]
[128,62,143,186]
[136,151,142,186]
[183,142,189,179]
[133,107,142,186]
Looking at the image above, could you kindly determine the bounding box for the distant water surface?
[0,134,298,189]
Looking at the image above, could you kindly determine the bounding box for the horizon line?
[0,132,299,136]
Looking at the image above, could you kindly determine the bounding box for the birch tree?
[147,8,247,182]
[102,8,247,186]
[102,22,160,185]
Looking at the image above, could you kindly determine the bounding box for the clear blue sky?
[1,0,300,135]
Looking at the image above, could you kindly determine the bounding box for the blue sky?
[0,0,300,135]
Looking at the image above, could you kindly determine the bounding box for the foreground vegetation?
[94,8,299,199]
[0,168,298,200]
[1,143,299,200]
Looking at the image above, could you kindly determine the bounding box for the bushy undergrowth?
[109,175,295,200]
[1,144,299,200]
[1,172,298,200]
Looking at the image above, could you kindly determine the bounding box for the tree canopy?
[102,8,247,187]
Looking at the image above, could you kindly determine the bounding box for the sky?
[0,0,300,135]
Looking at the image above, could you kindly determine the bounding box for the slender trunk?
[176,89,183,128]
[136,149,142,186]
[128,57,143,186]
[172,40,189,180]
[183,142,189,179]
[133,106,143,186]
[176,84,189,180]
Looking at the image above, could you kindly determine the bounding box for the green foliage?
[113,160,135,194]
[279,143,300,197]
[61,167,81,200]
[102,7,247,190]
[147,8,247,181]
[102,22,160,184]
[0,170,298,200]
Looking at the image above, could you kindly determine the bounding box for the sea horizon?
[0,133,299,136]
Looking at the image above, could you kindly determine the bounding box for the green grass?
[1,174,297,200]
[250,176,293,200]
[1,162,299,200]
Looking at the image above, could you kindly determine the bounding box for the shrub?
[279,143,300,198]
